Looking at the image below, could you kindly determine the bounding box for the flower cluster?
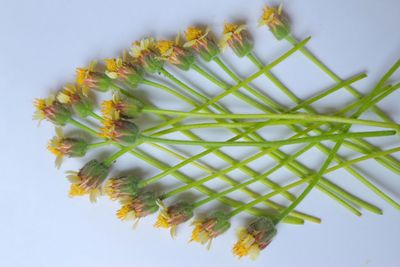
[32,3,400,261]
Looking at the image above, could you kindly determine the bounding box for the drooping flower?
[76,61,112,95]
[220,23,253,57]
[57,84,93,117]
[156,36,195,71]
[104,175,141,202]
[48,127,89,168]
[259,4,291,40]
[116,191,159,225]
[183,27,219,62]
[67,159,109,202]
[232,217,277,260]
[104,55,144,86]
[154,201,194,237]
[101,93,143,120]
[99,112,140,144]
[190,211,231,249]
[33,96,71,126]
[129,38,164,73]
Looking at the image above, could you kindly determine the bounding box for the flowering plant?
[34,3,400,260]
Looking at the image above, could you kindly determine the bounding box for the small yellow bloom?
[75,61,97,96]
[183,27,210,48]
[66,160,109,203]
[259,4,291,40]
[232,228,260,260]
[129,38,156,59]
[156,40,174,56]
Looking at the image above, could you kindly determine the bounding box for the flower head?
[104,55,144,86]
[220,23,253,57]
[156,36,195,71]
[104,175,141,202]
[33,96,71,126]
[67,159,109,202]
[259,4,291,40]
[57,84,93,117]
[129,38,164,73]
[100,112,140,144]
[184,27,219,62]
[190,211,230,249]
[232,217,277,260]
[101,93,143,120]
[154,201,194,237]
[76,61,112,94]
[116,191,159,223]
[48,127,89,168]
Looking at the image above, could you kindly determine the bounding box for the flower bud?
[33,96,71,126]
[259,4,291,40]
[101,94,143,120]
[116,191,159,220]
[191,211,230,248]
[184,27,219,62]
[48,127,89,168]
[104,57,144,86]
[76,62,112,94]
[232,217,277,259]
[100,115,140,145]
[155,201,194,237]
[156,39,195,71]
[220,23,253,57]
[129,38,164,73]
[57,84,93,118]
[104,175,141,202]
[67,159,109,202]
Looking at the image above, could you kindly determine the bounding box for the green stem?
[287,35,393,118]
[102,144,136,167]
[67,115,305,224]
[192,146,399,211]
[139,130,395,147]
[273,140,344,224]
[142,37,310,134]
[141,107,400,131]
[87,141,110,149]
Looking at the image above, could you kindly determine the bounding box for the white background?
[1,0,400,266]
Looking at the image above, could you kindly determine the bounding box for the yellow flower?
[156,36,195,70]
[66,160,109,203]
[232,228,261,260]
[75,61,97,96]
[33,96,71,126]
[220,23,247,49]
[259,4,291,40]
[129,38,156,59]
[48,127,89,168]
[183,26,219,62]
[190,212,230,249]
[183,27,210,48]
[154,201,194,238]
[232,217,277,259]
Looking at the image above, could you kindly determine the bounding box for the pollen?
[154,213,170,228]
[156,40,174,56]
[185,27,204,41]
[116,204,131,220]
[69,184,86,197]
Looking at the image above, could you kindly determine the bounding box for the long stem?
[102,144,136,167]
[87,141,110,149]
[142,37,310,134]
[191,146,400,210]
[141,107,400,131]
[140,130,395,148]
[68,114,308,223]
[140,72,387,214]
[274,140,344,224]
